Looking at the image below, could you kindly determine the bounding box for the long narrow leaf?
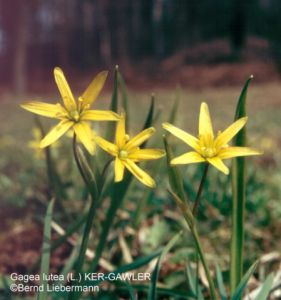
[255,273,274,300]
[186,262,204,300]
[231,260,258,300]
[163,136,187,202]
[168,87,180,124]
[230,75,253,295]
[215,264,227,300]
[147,231,183,300]
[143,94,155,131]
[118,70,130,128]
[38,198,55,300]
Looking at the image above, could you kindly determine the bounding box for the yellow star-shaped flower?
[96,113,165,188]
[163,102,262,174]
[21,67,120,155]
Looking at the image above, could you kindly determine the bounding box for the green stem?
[191,225,218,300]
[192,163,212,299]
[192,163,209,216]
[70,135,99,300]
[168,190,218,300]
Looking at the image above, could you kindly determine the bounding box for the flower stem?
[191,225,218,300]
[192,163,209,216]
[169,190,218,300]
[71,134,99,299]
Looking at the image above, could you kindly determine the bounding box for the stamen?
[119,150,128,159]
[70,110,80,122]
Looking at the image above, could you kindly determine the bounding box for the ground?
[0,37,280,297]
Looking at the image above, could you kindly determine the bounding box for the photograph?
[0,0,280,299]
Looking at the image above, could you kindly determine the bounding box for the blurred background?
[0,0,280,296]
[2,0,281,93]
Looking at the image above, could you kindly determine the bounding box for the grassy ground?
[0,82,280,296]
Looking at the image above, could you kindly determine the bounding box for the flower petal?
[95,136,118,156]
[82,110,120,121]
[199,102,214,139]
[40,120,73,148]
[215,117,248,148]
[218,146,262,159]
[114,158,125,182]
[73,122,96,155]
[128,148,165,161]
[162,122,199,150]
[171,151,205,165]
[207,157,229,174]
[80,71,108,107]
[125,127,156,150]
[54,67,76,111]
[123,160,156,188]
[21,101,64,119]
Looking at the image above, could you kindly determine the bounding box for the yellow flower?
[28,128,60,159]
[163,102,262,175]
[96,113,165,188]
[21,67,120,155]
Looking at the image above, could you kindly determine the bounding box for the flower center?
[201,146,216,158]
[119,150,128,160]
[69,110,80,122]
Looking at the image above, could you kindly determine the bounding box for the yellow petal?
[116,112,126,148]
[128,149,165,161]
[54,67,76,111]
[171,151,205,165]
[162,122,199,150]
[124,127,155,150]
[123,160,156,188]
[95,136,118,156]
[215,117,248,148]
[80,71,108,107]
[21,101,64,119]
[40,120,73,148]
[114,158,125,182]
[199,102,214,139]
[82,110,120,121]
[73,122,96,155]
[218,146,262,159]
[207,157,229,174]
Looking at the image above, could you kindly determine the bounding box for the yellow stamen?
[201,146,217,158]
[119,149,128,159]
[70,110,80,122]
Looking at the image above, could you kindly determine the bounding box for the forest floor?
[0,37,280,296]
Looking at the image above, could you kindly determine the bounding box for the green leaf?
[76,146,98,198]
[186,262,204,300]
[88,171,133,273]
[231,260,258,300]
[147,231,182,300]
[104,66,119,143]
[230,75,253,295]
[123,281,137,300]
[117,70,130,129]
[215,264,227,300]
[163,136,187,203]
[116,284,190,299]
[168,87,180,124]
[37,198,55,300]
[143,94,155,131]
[255,273,274,300]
